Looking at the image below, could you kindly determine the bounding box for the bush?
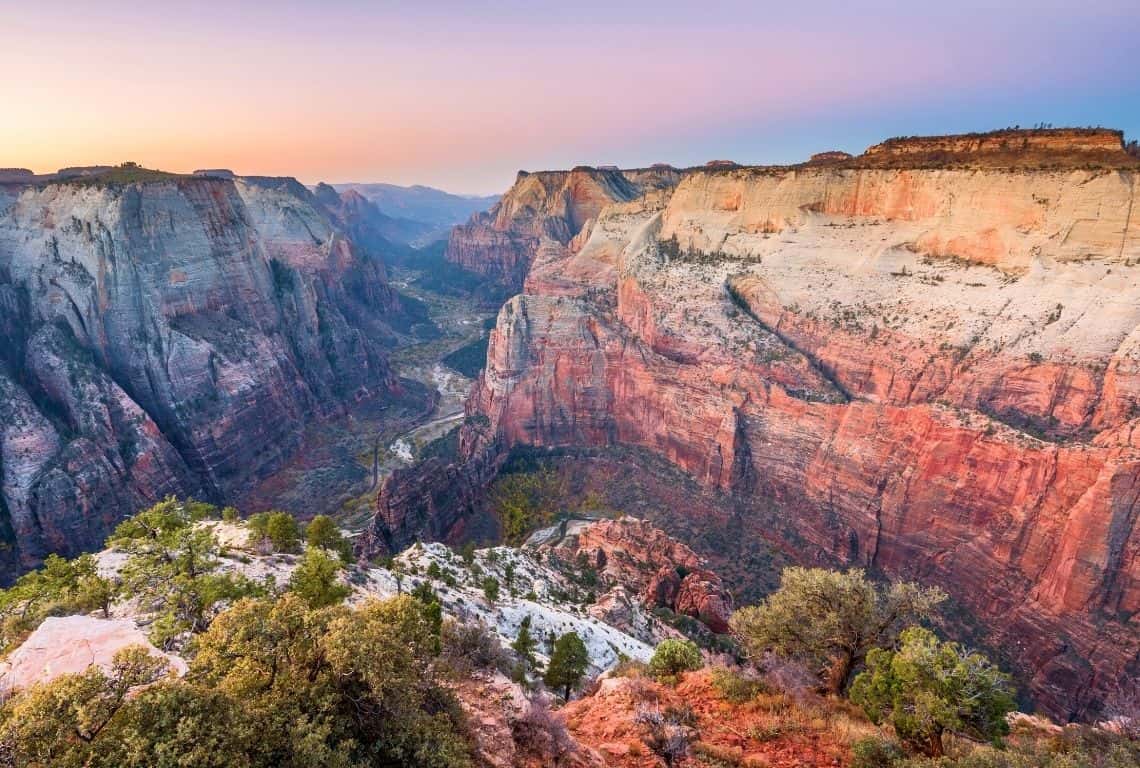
[852,737,905,768]
[510,696,576,762]
[287,547,350,608]
[710,665,770,703]
[850,627,1015,758]
[247,511,301,553]
[305,514,351,561]
[649,638,703,680]
[440,619,510,676]
[730,567,945,694]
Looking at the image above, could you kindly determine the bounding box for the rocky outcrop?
[0,616,186,696]
[864,127,1126,159]
[368,130,1140,719]
[444,167,678,290]
[525,517,733,635]
[0,169,412,579]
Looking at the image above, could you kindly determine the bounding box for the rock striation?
[0,169,411,580]
[368,129,1140,720]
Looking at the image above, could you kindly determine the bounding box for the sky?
[2,0,1139,195]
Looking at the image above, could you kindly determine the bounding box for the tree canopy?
[730,567,946,693]
[544,631,589,699]
[850,626,1016,757]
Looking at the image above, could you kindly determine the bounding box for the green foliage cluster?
[0,593,471,767]
[111,499,262,648]
[247,511,301,553]
[288,548,350,608]
[709,665,770,703]
[543,632,589,699]
[730,567,946,694]
[304,515,352,562]
[511,615,538,677]
[730,567,1017,760]
[0,554,116,653]
[488,468,566,544]
[648,638,704,682]
[851,627,1016,758]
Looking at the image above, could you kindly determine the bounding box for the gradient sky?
[3,0,1139,194]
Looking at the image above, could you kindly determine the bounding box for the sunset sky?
[3,0,1139,194]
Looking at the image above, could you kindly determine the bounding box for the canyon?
[0,167,427,580]
[365,129,1140,721]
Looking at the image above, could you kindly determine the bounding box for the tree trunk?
[829,650,856,694]
[925,730,944,758]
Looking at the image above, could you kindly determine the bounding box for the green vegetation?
[709,665,770,703]
[304,515,352,562]
[0,594,472,767]
[648,638,703,681]
[481,576,500,604]
[0,553,116,653]
[543,632,589,699]
[247,511,301,553]
[730,567,946,694]
[112,500,261,648]
[511,615,538,673]
[488,468,566,544]
[851,627,1016,758]
[287,547,350,608]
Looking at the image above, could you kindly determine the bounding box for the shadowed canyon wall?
[0,171,409,579]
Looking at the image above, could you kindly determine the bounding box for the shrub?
[440,619,510,676]
[851,737,905,768]
[482,576,500,604]
[510,695,576,762]
[850,627,1015,758]
[648,638,703,680]
[730,568,945,694]
[710,665,770,703]
[287,547,350,608]
[544,632,590,699]
[305,514,351,561]
[635,705,698,767]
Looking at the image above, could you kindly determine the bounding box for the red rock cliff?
[366,130,1140,720]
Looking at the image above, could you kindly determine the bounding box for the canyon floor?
[235,264,495,529]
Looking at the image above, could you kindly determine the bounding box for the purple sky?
[2,0,1138,193]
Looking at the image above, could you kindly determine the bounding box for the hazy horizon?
[4,0,1139,195]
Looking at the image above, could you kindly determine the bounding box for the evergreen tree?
[544,632,589,699]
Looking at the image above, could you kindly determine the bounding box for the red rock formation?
[373,130,1140,719]
[529,518,733,634]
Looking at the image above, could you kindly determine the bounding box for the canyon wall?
[368,131,1140,719]
[0,171,409,578]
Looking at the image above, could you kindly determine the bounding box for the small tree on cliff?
[512,615,538,670]
[850,627,1015,757]
[305,515,351,562]
[544,632,589,700]
[730,567,946,694]
[288,547,350,608]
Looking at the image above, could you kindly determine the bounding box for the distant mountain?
[333,183,499,244]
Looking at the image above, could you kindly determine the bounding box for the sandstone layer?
[368,130,1140,720]
[0,170,411,579]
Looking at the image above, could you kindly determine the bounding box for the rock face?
[532,518,733,634]
[0,615,186,695]
[445,167,679,290]
[368,130,1140,720]
[0,170,409,580]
